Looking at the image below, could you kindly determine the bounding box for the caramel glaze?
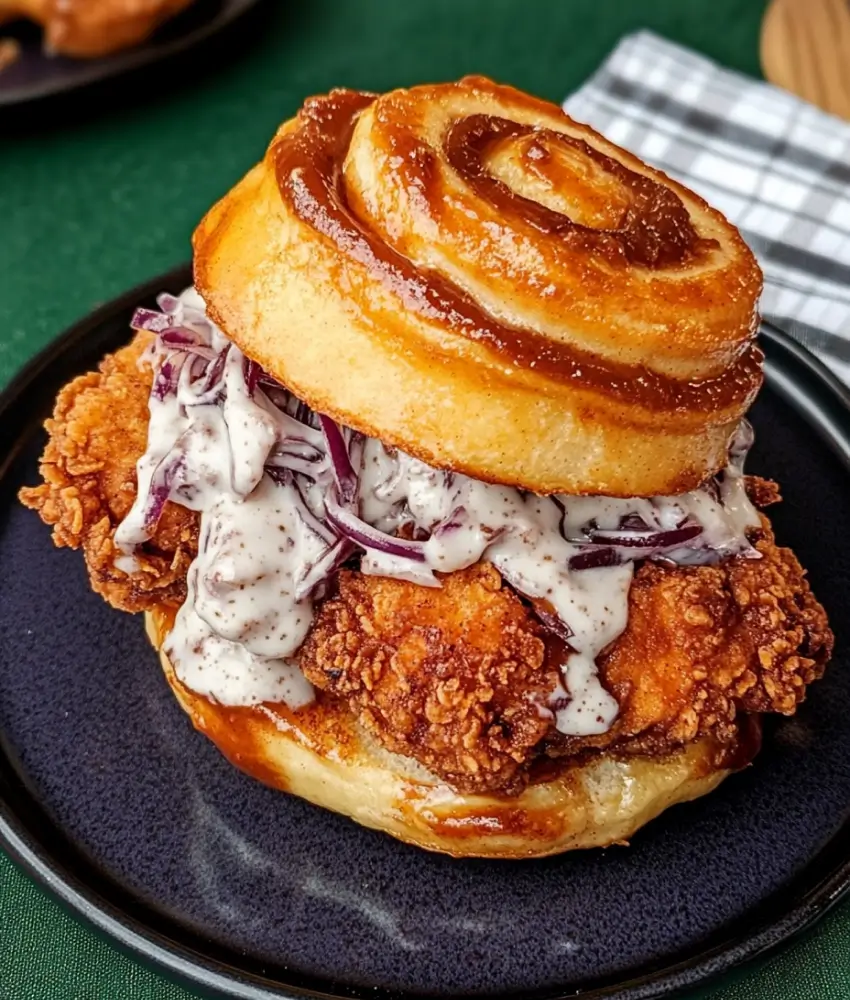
[716,712,763,772]
[177,646,756,802]
[273,90,763,415]
[446,114,718,269]
[198,696,756,845]
[191,702,291,793]
[418,719,761,845]
[152,603,752,855]
[406,798,572,845]
[528,714,761,787]
[187,693,361,793]
[155,606,360,790]
[157,582,760,804]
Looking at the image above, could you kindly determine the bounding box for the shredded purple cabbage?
[319,415,358,506]
[125,295,760,615]
[144,454,186,531]
[565,522,705,570]
[529,600,574,643]
[325,491,429,562]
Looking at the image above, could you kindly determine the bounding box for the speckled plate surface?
[1,266,849,1000]
[0,0,261,106]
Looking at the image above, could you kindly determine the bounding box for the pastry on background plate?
[0,0,196,58]
[21,76,833,858]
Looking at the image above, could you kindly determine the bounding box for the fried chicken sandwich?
[21,77,833,858]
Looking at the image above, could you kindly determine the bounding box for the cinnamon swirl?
[194,76,763,496]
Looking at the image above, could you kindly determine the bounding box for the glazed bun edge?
[147,608,734,858]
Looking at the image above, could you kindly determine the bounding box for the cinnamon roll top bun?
[193,76,763,496]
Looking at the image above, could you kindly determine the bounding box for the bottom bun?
[146,608,747,859]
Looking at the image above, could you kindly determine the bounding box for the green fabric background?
[1,0,849,996]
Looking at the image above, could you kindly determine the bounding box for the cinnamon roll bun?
[147,605,739,859]
[194,76,763,496]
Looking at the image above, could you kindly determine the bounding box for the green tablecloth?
[1,0,849,996]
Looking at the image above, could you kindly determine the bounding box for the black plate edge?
[0,0,262,107]
[1,267,849,1000]
[759,319,850,471]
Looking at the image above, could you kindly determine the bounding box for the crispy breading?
[300,563,559,795]
[744,475,782,508]
[19,333,199,612]
[548,515,833,760]
[20,341,834,796]
[304,520,832,792]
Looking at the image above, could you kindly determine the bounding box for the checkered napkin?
[564,31,850,385]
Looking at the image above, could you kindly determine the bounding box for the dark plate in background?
[0,266,849,1000]
[0,0,262,106]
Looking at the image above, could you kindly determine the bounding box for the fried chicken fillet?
[20,337,834,796]
[19,335,197,612]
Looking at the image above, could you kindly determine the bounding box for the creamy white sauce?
[358,443,628,732]
[165,604,314,708]
[115,288,760,734]
[162,469,324,707]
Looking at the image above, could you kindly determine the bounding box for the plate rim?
[1,264,850,1000]
[0,0,263,107]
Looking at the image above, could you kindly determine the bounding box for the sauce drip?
[272,91,762,413]
[166,475,320,709]
[358,441,632,733]
[116,290,761,734]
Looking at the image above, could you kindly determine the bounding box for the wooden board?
[761,0,850,120]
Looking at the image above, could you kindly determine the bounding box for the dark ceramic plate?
[0,0,261,106]
[1,265,850,1000]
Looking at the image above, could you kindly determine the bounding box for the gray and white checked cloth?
[564,31,850,385]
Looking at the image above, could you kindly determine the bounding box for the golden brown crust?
[725,520,833,712]
[19,340,832,791]
[148,605,740,858]
[300,564,558,795]
[549,515,833,759]
[18,334,199,612]
[193,76,763,496]
[299,518,832,785]
[0,0,196,57]
[744,475,783,508]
